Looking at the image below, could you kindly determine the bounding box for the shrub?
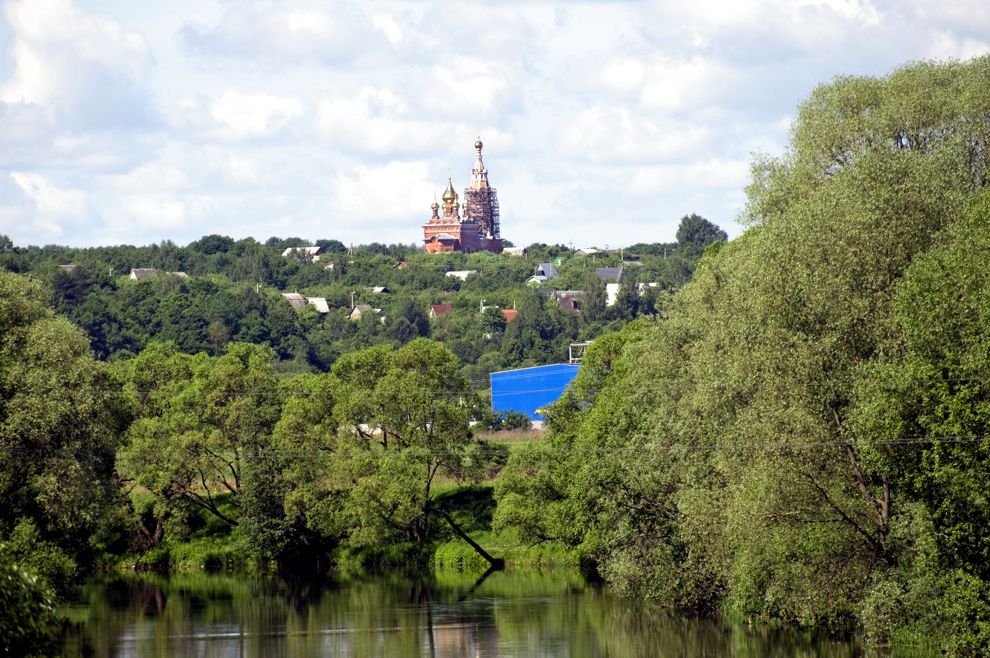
[0,561,59,656]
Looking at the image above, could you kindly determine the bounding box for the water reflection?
[59,570,905,657]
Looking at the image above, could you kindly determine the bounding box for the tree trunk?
[434,508,504,570]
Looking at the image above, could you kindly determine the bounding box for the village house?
[282,246,324,262]
[281,292,306,310]
[349,304,384,322]
[594,266,623,283]
[281,292,330,313]
[129,268,158,280]
[429,303,454,318]
[306,297,330,313]
[554,291,587,316]
[129,268,189,281]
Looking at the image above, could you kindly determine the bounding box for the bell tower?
[462,137,500,239]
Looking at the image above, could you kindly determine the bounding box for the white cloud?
[116,194,187,229]
[4,0,990,249]
[0,0,153,130]
[8,171,87,238]
[559,107,711,164]
[626,159,751,196]
[209,91,304,140]
[420,57,517,119]
[926,32,990,60]
[181,2,392,64]
[329,161,434,228]
[315,88,447,157]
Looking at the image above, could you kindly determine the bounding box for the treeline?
[494,59,990,654]
[0,220,722,385]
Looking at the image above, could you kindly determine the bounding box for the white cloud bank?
[1,0,990,248]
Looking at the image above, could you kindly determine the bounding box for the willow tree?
[496,58,990,650]
[118,341,283,552]
[276,339,504,564]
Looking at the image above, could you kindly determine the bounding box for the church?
[423,138,504,253]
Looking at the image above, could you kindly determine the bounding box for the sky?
[0,0,988,249]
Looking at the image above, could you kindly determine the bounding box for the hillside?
[0,218,723,387]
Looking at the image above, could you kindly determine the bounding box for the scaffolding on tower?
[490,188,500,238]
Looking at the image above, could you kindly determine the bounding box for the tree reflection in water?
[58,571,880,658]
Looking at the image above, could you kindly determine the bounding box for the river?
[58,570,914,657]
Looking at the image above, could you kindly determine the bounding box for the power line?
[100,435,990,459]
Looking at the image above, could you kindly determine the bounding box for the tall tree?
[674,213,727,258]
[118,342,283,549]
[0,272,126,575]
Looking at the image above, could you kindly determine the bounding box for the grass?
[127,492,246,573]
[430,484,576,574]
[476,428,544,454]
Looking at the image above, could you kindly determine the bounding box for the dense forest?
[4,58,990,656]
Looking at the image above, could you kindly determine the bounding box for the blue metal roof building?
[490,363,580,421]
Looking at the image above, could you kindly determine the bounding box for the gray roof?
[306,297,330,313]
[535,262,559,279]
[594,266,623,282]
[281,292,306,309]
[130,268,158,280]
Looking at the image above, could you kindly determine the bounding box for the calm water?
[59,570,905,658]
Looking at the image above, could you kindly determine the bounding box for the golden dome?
[431,200,439,211]
[442,177,457,203]
[475,136,483,150]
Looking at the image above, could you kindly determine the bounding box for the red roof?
[501,308,518,322]
[430,303,454,316]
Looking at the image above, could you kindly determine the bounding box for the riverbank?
[124,482,575,576]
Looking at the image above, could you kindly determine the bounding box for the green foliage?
[117,341,284,560]
[495,58,990,653]
[0,271,126,577]
[0,560,59,657]
[2,226,715,384]
[674,213,728,258]
[1,518,76,596]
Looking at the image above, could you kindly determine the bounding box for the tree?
[0,272,126,572]
[118,342,283,550]
[849,194,990,648]
[0,558,59,656]
[331,340,476,544]
[188,234,235,255]
[609,280,640,321]
[277,340,505,565]
[315,239,347,253]
[674,214,727,259]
